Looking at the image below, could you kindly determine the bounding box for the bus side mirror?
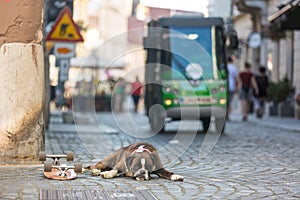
[143,36,161,49]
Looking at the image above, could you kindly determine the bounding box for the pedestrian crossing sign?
[46,7,84,42]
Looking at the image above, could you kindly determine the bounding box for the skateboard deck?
[44,168,77,180]
[39,151,82,180]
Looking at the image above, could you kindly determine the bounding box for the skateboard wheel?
[74,162,82,173]
[44,162,52,172]
[65,151,74,161]
[39,151,46,161]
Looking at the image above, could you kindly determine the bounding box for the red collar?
[131,145,151,155]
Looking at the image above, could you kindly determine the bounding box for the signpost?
[59,59,70,81]
[46,6,84,107]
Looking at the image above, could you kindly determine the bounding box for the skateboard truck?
[57,164,71,177]
[39,151,74,165]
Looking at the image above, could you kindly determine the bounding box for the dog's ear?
[150,153,164,172]
[125,155,135,172]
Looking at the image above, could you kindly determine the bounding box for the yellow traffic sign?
[46,7,84,42]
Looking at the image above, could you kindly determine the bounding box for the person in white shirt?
[227,57,238,120]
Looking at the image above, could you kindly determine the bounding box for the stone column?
[0,0,44,164]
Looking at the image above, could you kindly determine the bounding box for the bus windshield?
[162,26,214,81]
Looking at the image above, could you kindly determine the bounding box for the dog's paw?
[90,169,101,176]
[100,170,118,179]
[81,168,89,174]
[171,174,184,181]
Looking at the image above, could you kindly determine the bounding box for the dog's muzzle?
[133,170,150,181]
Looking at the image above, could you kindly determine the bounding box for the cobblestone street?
[0,112,300,199]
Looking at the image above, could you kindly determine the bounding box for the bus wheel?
[215,117,225,134]
[149,105,166,133]
[201,117,211,132]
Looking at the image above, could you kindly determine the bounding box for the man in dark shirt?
[238,62,259,121]
[254,66,269,118]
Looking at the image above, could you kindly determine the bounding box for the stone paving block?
[22,195,39,200]
[0,195,21,200]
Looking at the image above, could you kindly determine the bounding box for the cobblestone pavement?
[0,112,300,199]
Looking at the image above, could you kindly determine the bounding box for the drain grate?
[40,189,157,200]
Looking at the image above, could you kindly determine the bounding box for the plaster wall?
[0,0,44,164]
[0,0,43,46]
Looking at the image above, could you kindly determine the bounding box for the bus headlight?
[164,99,173,106]
[219,98,226,105]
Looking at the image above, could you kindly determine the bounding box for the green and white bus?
[144,15,228,133]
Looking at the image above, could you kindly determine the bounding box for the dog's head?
[125,153,158,181]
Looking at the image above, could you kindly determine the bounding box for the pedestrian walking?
[113,77,126,112]
[131,76,142,113]
[238,62,259,121]
[254,66,269,118]
[227,56,238,121]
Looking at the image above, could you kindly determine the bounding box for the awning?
[70,54,125,69]
[268,0,300,30]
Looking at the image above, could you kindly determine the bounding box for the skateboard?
[39,151,82,180]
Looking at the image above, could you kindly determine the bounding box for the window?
[161,26,214,80]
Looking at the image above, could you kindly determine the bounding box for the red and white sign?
[54,42,75,58]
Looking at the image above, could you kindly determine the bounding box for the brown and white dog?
[83,142,184,181]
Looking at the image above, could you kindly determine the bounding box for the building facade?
[208,0,232,21]
[231,0,300,117]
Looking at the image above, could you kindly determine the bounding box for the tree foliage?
[267,77,294,104]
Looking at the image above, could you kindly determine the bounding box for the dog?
[83,142,184,181]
